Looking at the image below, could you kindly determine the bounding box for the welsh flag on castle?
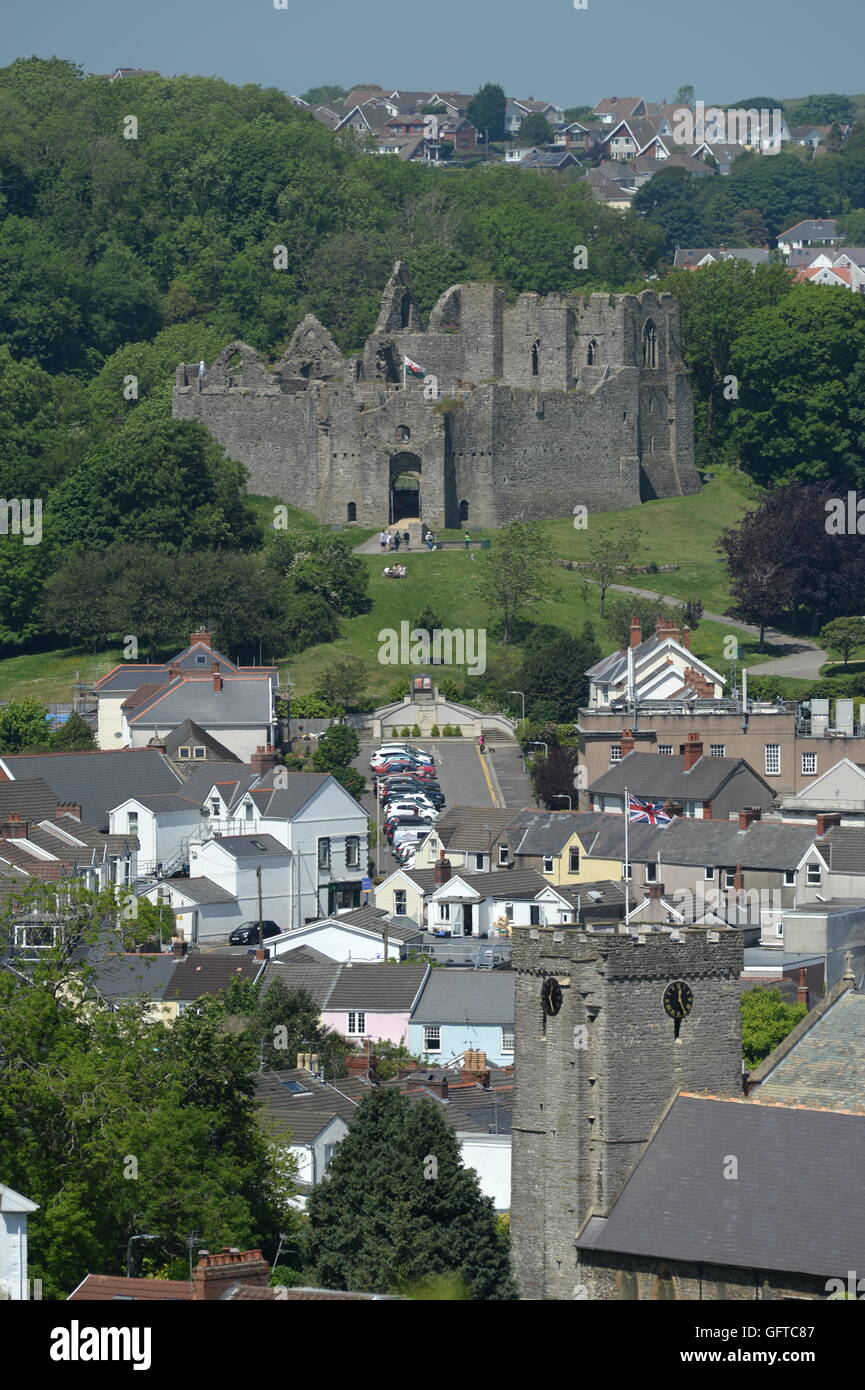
[403,356,426,379]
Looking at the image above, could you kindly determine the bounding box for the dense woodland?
[3,59,865,665]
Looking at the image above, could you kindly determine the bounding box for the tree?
[466,84,507,142]
[51,711,96,751]
[682,595,704,631]
[583,522,643,616]
[603,594,681,649]
[312,723,360,771]
[519,623,599,721]
[838,209,865,244]
[819,616,865,668]
[532,746,581,809]
[245,979,351,1075]
[672,85,695,106]
[518,113,554,146]
[317,656,368,710]
[300,85,348,107]
[0,697,52,752]
[784,93,855,128]
[476,522,555,645]
[741,987,807,1069]
[306,1088,516,1298]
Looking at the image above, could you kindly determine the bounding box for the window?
[764,745,781,776]
[806,863,821,885]
[610,745,622,763]
[424,1026,441,1053]
[127,812,138,833]
[543,854,554,873]
[501,1029,515,1053]
[346,836,360,869]
[725,869,736,888]
[347,502,357,522]
[658,744,673,756]
[646,862,658,883]
[244,803,253,822]
[704,866,715,880]
[784,869,796,886]
[586,338,598,365]
[474,853,485,870]
[394,890,407,916]
[193,746,206,759]
[775,920,784,938]
[802,753,817,775]
[178,746,191,760]
[195,654,207,666]
[323,1142,338,1171]
[439,903,450,921]
[531,338,540,376]
[569,846,580,873]
[318,837,331,870]
[641,319,658,369]
[395,425,411,443]
[211,800,220,817]
[459,500,469,522]
[347,1012,366,1035]
[709,744,726,758]
[623,861,631,880]
[498,844,509,866]
[529,905,541,925]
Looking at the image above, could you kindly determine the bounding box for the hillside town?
[1,2,865,1351]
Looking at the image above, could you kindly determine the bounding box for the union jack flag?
[627,796,672,825]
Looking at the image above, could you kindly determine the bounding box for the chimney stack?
[192,1249,270,1301]
[251,745,280,776]
[56,802,82,821]
[172,939,188,957]
[732,864,745,893]
[0,813,28,840]
[816,812,841,837]
[168,663,181,677]
[629,616,642,648]
[190,629,212,649]
[620,728,635,758]
[796,965,810,1010]
[738,807,761,831]
[682,732,703,771]
[434,850,452,884]
[681,625,692,651]
[213,666,223,693]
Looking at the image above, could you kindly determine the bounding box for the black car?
[382,778,444,806]
[229,920,282,945]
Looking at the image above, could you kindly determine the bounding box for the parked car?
[382,793,437,813]
[229,920,282,945]
[370,744,434,769]
[385,801,437,822]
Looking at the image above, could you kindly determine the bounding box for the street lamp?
[507,690,526,724]
[552,794,572,810]
[529,741,548,759]
[126,1233,159,1279]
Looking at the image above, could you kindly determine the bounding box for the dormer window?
[211,801,220,817]
[498,844,509,866]
[178,746,191,760]
[193,746,206,759]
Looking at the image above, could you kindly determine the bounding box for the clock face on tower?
[541,976,563,1017]
[663,980,693,1021]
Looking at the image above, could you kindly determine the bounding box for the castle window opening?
[395,425,411,443]
[531,339,540,376]
[642,319,658,369]
[587,338,598,365]
[347,502,357,522]
[459,500,469,522]
[400,295,412,328]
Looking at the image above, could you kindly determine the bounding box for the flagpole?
[624,783,630,922]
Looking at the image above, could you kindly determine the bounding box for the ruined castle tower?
[173,263,699,528]
[510,922,743,1300]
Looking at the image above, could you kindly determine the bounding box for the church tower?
[510,923,743,1300]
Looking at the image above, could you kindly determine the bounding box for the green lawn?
[540,471,756,612]
[0,647,124,704]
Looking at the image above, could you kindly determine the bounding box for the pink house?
[321,962,430,1048]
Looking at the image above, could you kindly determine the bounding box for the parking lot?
[353,735,534,878]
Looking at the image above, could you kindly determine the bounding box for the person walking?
[394,531,401,552]
[403,530,410,550]
[479,731,486,754]
[464,532,472,552]
[379,530,387,551]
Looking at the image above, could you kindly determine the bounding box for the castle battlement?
[173,262,699,528]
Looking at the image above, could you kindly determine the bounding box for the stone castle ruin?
[173,263,699,529]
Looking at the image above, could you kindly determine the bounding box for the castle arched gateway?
[173,263,700,528]
[389,452,422,524]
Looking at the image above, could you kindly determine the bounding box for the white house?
[0,1184,39,1301]
[272,906,422,962]
[186,835,292,931]
[586,615,725,709]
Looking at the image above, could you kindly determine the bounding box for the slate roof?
[254,1068,368,1142]
[163,720,241,765]
[0,749,181,830]
[399,864,550,901]
[0,777,65,821]
[248,774,333,817]
[430,806,518,853]
[505,810,589,857]
[576,1093,865,1278]
[89,953,178,999]
[179,763,260,806]
[162,954,265,1000]
[326,961,429,1011]
[410,969,514,1025]
[820,826,865,874]
[159,876,237,905]
[334,904,420,942]
[777,217,839,242]
[754,989,865,1112]
[589,751,771,801]
[125,674,273,729]
[68,1275,192,1301]
[276,944,337,965]
[650,818,820,870]
[262,960,343,1008]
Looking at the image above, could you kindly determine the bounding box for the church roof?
[576,1093,865,1278]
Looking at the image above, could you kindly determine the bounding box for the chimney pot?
[682,734,703,771]
[190,629,212,649]
[434,850,452,884]
[796,964,810,1010]
[647,882,665,899]
[816,812,841,836]
[629,616,642,648]
[213,671,223,693]
[620,727,635,757]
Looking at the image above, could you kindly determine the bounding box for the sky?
[1,0,861,107]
